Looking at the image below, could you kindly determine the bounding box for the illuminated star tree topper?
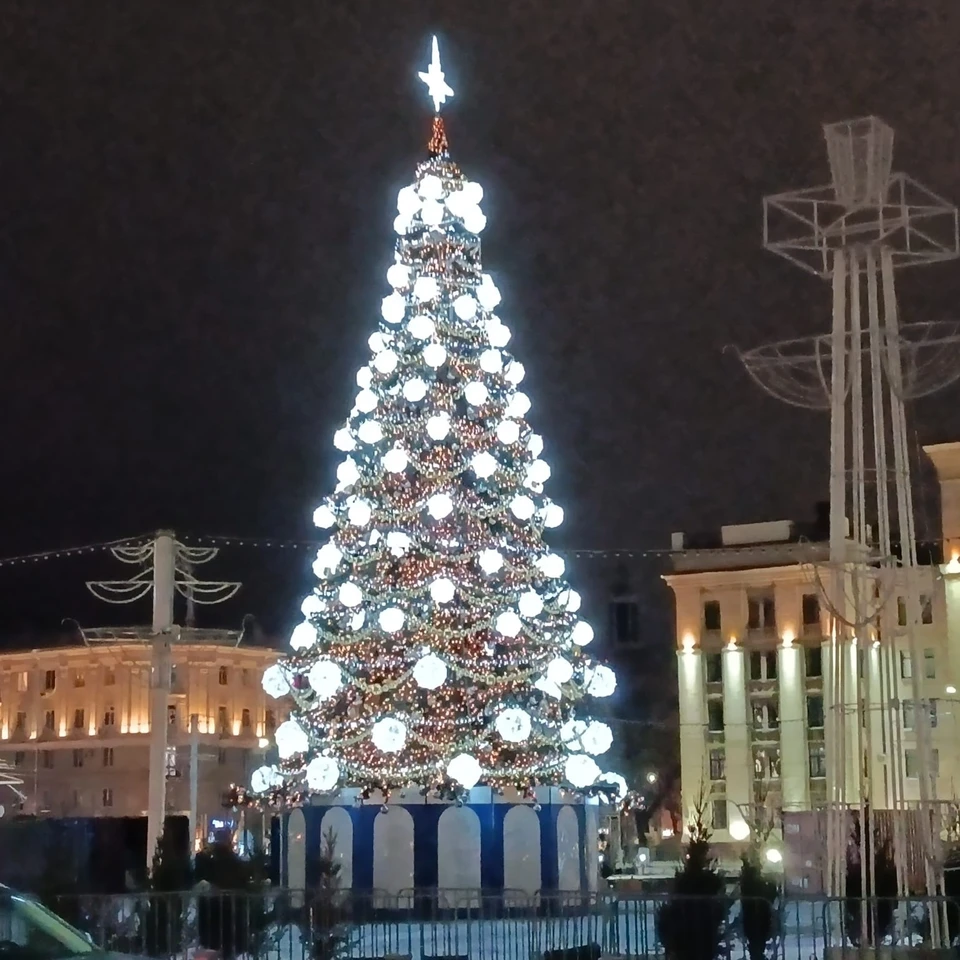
[418,36,454,113]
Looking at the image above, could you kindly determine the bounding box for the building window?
[218,748,228,766]
[924,649,936,679]
[41,751,54,769]
[703,600,721,632]
[802,594,821,631]
[73,708,85,730]
[754,747,781,780]
[241,668,251,687]
[905,749,939,779]
[16,672,28,693]
[807,695,824,729]
[748,596,776,631]
[265,709,277,732]
[709,749,725,781]
[43,670,56,693]
[14,712,26,733]
[13,752,24,768]
[72,750,84,768]
[809,743,827,778]
[218,706,229,733]
[167,704,178,727]
[102,788,113,808]
[904,700,938,730]
[750,651,778,682]
[43,710,55,731]
[752,700,779,731]
[103,707,115,728]
[805,646,822,679]
[711,799,728,830]
[897,597,907,627]
[921,595,933,625]
[73,671,85,688]
[102,748,114,767]
[610,599,640,644]
[165,746,178,778]
[707,700,725,733]
[705,653,723,684]
[241,708,251,730]
[104,668,116,686]
[219,666,229,686]
[900,652,913,680]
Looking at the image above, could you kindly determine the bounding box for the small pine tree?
[738,849,779,960]
[143,820,192,957]
[303,828,351,960]
[842,807,898,947]
[656,803,730,960]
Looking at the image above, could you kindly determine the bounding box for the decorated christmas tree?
[251,38,622,805]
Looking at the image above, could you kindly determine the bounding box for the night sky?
[2,1,960,638]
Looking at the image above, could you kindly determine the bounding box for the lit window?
[752,701,779,730]
[102,788,113,808]
[165,746,178,778]
[73,750,84,768]
[900,652,913,680]
[73,709,85,730]
[219,666,229,686]
[808,744,826,778]
[43,670,56,693]
[73,671,85,689]
[241,708,251,729]
[924,649,936,680]
[43,710,55,731]
[16,672,28,693]
[711,800,727,830]
[103,707,115,728]
[709,749,725,781]
[102,748,114,767]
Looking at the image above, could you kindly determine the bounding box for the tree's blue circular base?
[276,786,600,896]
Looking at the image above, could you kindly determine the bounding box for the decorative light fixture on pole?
[740,117,960,936]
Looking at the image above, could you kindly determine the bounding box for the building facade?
[666,442,960,865]
[0,629,281,843]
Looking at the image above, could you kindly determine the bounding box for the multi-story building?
[0,626,281,844]
[665,442,960,876]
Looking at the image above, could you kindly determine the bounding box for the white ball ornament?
[290,621,318,651]
[355,390,378,414]
[312,542,342,578]
[559,589,582,613]
[462,206,487,234]
[476,274,501,310]
[413,653,447,689]
[407,315,435,340]
[471,451,498,479]
[382,448,408,473]
[543,503,564,528]
[446,753,482,789]
[536,553,565,578]
[495,708,531,743]
[510,495,536,521]
[429,577,456,604]
[387,263,410,288]
[261,664,291,699]
[485,317,511,348]
[333,427,355,452]
[373,349,398,374]
[394,214,412,235]
[402,377,428,402]
[560,719,587,749]
[565,754,601,789]
[479,349,502,373]
[378,607,405,633]
[423,343,447,368]
[506,392,531,418]
[496,420,521,445]
[453,294,478,320]
[308,659,343,700]
[312,504,336,529]
[372,717,407,753]
[518,590,544,617]
[349,610,366,631]
[386,531,412,556]
[301,594,326,617]
[250,765,282,794]
[546,656,573,685]
[534,676,562,700]
[584,664,617,698]
[418,173,443,200]
[336,458,360,487]
[275,719,309,759]
[427,493,453,520]
[464,381,488,406]
[356,367,373,389]
[504,361,525,384]
[380,294,406,325]
[347,499,372,527]
[526,460,551,485]
[338,581,363,608]
[478,548,504,574]
[581,720,613,756]
[495,611,522,638]
[597,772,628,801]
[461,181,483,205]
[397,185,421,216]
[357,420,383,445]
[421,199,445,226]
[528,433,544,457]
[426,413,450,440]
[305,756,340,792]
[414,276,439,302]
[571,621,595,646]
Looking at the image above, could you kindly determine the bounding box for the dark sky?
[1,0,960,637]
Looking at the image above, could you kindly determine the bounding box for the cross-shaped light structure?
[418,36,453,113]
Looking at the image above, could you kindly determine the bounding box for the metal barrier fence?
[45,890,957,960]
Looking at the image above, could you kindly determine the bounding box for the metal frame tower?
[739,118,960,921]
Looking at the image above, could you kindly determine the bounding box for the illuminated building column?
[778,642,808,811]
[677,648,705,828]
[722,646,751,837]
